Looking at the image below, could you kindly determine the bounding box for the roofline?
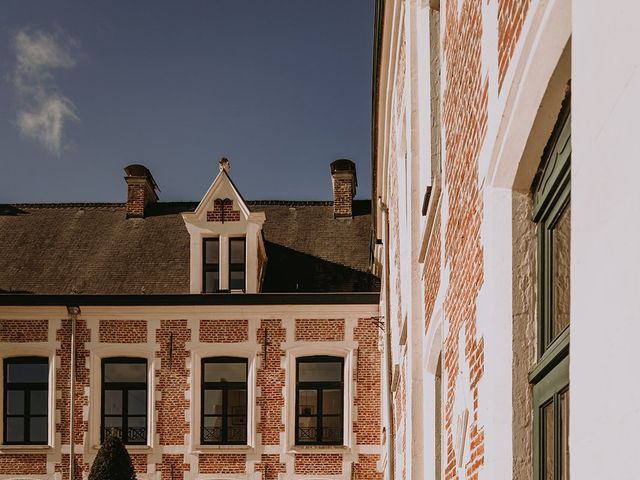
[371,0,385,237]
[0,293,380,307]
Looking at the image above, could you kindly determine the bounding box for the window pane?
[204,271,219,293]
[6,361,48,383]
[229,271,245,290]
[542,402,554,480]
[128,390,146,415]
[6,390,24,415]
[104,390,123,415]
[298,361,342,382]
[30,390,47,415]
[204,362,247,382]
[228,389,247,414]
[323,389,342,414]
[6,417,24,442]
[29,416,47,443]
[230,239,245,263]
[203,416,222,442]
[298,389,317,415]
[298,416,317,442]
[205,239,219,264]
[552,202,571,339]
[227,419,246,443]
[204,389,223,415]
[322,416,342,442]
[560,389,570,480]
[104,362,146,383]
[127,417,146,443]
[104,416,122,439]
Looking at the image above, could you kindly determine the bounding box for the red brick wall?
[332,176,355,218]
[56,454,89,480]
[255,454,286,480]
[295,318,345,341]
[353,453,383,480]
[207,198,241,222]
[0,319,48,342]
[0,454,46,474]
[200,319,248,342]
[498,0,531,89]
[99,319,147,343]
[295,453,342,475]
[155,319,191,445]
[130,454,148,475]
[256,319,286,445]
[199,454,246,474]
[442,0,487,478]
[157,454,189,478]
[126,182,147,218]
[354,318,381,445]
[423,215,442,333]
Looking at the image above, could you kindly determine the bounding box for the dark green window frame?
[529,98,571,480]
[3,357,49,445]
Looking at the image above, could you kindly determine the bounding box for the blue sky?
[0,1,374,203]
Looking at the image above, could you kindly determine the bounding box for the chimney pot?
[330,159,357,219]
[124,164,159,219]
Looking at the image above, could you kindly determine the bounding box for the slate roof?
[0,200,378,295]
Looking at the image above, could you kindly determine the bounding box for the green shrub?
[88,435,136,480]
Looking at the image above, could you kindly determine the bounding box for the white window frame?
[190,345,257,452]
[0,345,56,451]
[88,345,157,451]
[285,345,355,453]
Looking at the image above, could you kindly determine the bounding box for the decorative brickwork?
[498,0,531,89]
[256,319,286,445]
[255,454,286,480]
[353,453,383,480]
[99,319,147,343]
[0,454,47,474]
[354,318,381,445]
[207,198,240,222]
[0,319,47,342]
[199,319,248,343]
[294,453,342,475]
[442,0,488,478]
[155,319,191,445]
[295,318,345,341]
[199,454,246,474]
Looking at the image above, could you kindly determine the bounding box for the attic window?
[229,238,246,291]
[203,238,220,293]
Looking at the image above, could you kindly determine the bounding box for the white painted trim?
[0,344,57,451]
[283,345,355,453]
[86,344,158,452]
[188,344,258,452]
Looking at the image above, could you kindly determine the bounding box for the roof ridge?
[2,203,125,209]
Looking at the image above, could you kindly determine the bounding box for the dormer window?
[203,238,220,293]
[183,158,266,294]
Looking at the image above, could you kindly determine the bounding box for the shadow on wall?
[261,242,380,293]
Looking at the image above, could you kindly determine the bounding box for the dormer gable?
[182,158,266,294]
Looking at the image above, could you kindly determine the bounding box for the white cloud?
[11,29,80,154]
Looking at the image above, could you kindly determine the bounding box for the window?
[101,357,147,445]
[3,357,48,445]
[203,237,220,293]
[295,356,344,445]
[530,98,570,480]
[229,237,246,291]
[201,357,247,445]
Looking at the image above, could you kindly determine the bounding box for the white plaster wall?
[572,1,640,478]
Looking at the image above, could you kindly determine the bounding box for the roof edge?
[0,293,380,307]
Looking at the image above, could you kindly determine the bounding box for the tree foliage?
[88,435,137,480]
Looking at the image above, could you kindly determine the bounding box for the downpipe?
[67,306,79,480]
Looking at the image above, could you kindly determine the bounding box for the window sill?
[0,444,53,453]
[192,444,254,454]
[91,444,152,452]
[288,445,350,454]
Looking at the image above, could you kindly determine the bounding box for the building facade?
[0,161,383,480]
[373,0,640,479]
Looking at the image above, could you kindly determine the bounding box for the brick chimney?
[124,164,159,219]
[330,159,357,219]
